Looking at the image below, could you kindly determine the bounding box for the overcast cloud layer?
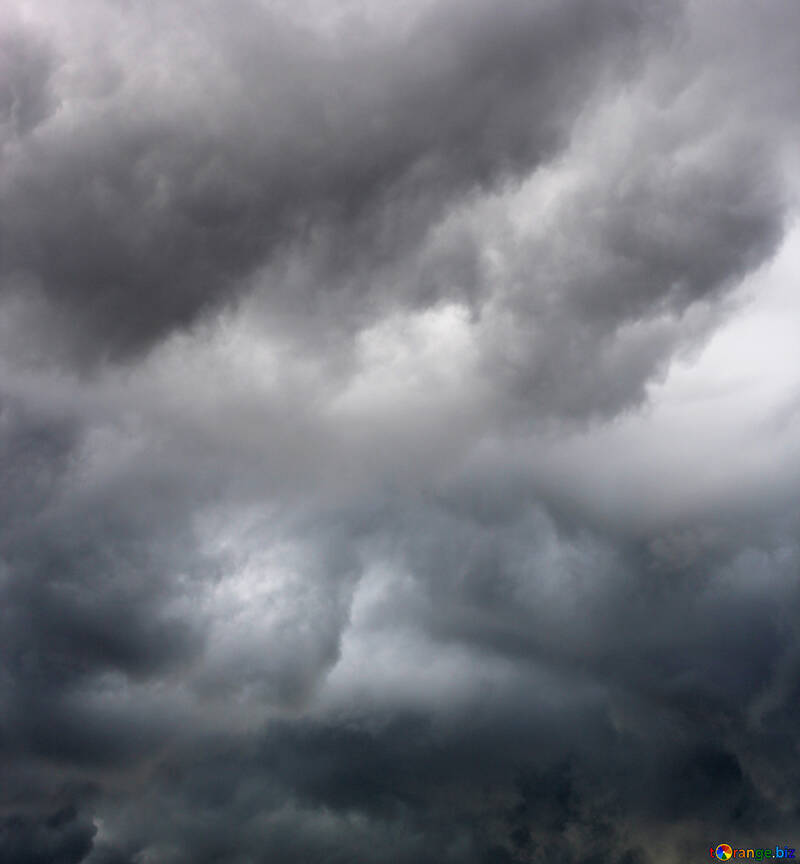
[2,1,800,862]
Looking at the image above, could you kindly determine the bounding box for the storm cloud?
[1,0,800,862]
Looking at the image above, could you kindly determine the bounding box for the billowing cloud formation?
[1,0,656,361]
[1,0,800,862]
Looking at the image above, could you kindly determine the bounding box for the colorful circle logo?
[716,845,733,860]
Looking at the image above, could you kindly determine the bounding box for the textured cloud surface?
[2,1,800,862]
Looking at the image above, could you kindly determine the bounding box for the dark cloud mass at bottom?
[1,0,800,862]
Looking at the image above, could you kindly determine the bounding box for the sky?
[1,1,800,862]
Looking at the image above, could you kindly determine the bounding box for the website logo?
[711,846,796,861]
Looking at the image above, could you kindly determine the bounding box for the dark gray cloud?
[0,0,657,362]
[2,0,800,862]
[0,806,96,864]
[0,25,57,138]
